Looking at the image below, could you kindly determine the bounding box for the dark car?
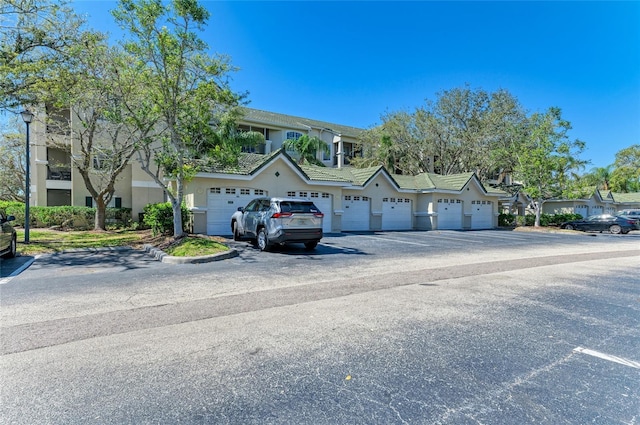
[1,212,17,258]
[560,214,638,234]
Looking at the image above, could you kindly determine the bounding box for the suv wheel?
[257,228,270,251]
[232,222,240,241]
[304,241,318,250]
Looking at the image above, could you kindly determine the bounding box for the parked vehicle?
[231,197,324,251]
[560,214,638,234]
[1,212,17,258]
[616,209,640,229]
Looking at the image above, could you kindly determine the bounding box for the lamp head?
[20,109,34,124]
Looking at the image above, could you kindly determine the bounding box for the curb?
[143,244,239,264]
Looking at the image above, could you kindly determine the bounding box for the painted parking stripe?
[573,347,640,369]
[420,232,486,244]
[0,257,36,285]
[362,235,432,247]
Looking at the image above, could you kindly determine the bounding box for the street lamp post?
[20,109,34,244]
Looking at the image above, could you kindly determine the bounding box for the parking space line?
[463,232,532,241]
[573,347,640,369]
[361,235,433,247]
[420,232,486,243]
[0,257,36,285]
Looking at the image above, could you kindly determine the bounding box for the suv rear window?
[279,201,320,214]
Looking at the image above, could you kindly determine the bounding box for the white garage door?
[437,198,463,230]
[574,205,588,218]
[382,197,413,230]
[590,206,603,216]
[287,190,333,233]
[471,200,493,229]
[207,187,266,235]
[342,195,370,231]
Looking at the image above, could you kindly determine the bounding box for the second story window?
[286,131,303,141]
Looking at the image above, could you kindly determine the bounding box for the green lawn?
[15,229,229,257]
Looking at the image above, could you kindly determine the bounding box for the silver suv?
[231,197,324,251]
[617,209,640,229]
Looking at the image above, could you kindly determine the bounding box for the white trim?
[132,180,164,188]
[46,180,71,190]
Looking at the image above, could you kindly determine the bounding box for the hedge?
[499,212,584,227]
[141,202,189,236]
[0,201,132,230]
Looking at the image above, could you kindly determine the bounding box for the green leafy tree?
[283,134,330,166]
[610,144,640,192]
[354,85,527,180]
[112,0,245,238]
[201,109,265,166]
[0,0,90,111]
[44,36,145,231]
[0,117,25,201]
[513,107,586,227]
[581,165,613,191]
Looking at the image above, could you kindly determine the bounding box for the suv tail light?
[271,212,293,218]
[314,213,324,218]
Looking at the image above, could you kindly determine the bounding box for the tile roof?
[299,164,384,185]
[195,150,281,175]
[240,108,365,139]
[196,149,499,195]
[610,192,640,203]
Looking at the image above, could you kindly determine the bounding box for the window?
[93,154,107,169]
[254,189,265,196]
[210,188,221,194]
[240,189,250,195]
[244,200,259,212]
[345,196,351,201]
[287,191,296,197]
[225,188,236,195]
[286,131,303,140]
[299,191,307,198]
[115,197,122,208]
[322,193,330,199]
[279,201,319,214]
[85,196,93,207]
[311,192,319,198]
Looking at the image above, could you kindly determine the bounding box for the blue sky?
[71,1,640,170]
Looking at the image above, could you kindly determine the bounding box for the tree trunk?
[94,198,107,231]
[534,198,542,227]
[172,199,184,238]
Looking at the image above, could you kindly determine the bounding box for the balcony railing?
[47,167,71,181]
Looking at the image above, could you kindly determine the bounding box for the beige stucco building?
[28,106,639,235]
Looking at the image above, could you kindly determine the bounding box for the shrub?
[0,201,134,230]
[517,213,584,227]
[498,213,516,227]
[142,202,188,236]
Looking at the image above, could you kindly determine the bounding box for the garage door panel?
[288,190,332,233]
[207,187,265,235]
[382,197,412,230]
[342,195,370,231]
[438,198,462,230]
[471,200,493,229]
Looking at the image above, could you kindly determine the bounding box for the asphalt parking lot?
[2,229,639,424]
[2,228,638,286]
